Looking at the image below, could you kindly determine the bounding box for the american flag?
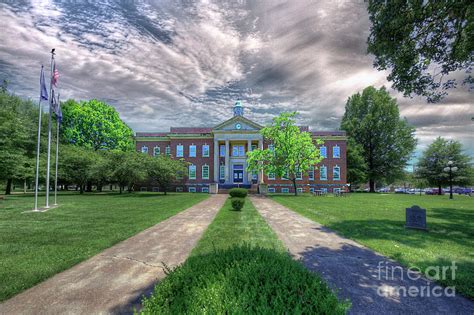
[52,64,59,87]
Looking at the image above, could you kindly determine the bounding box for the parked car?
[425,188,444,195]
[377,187,390,193]
[454,187,472,195]
[406,189,417,194]
[394,188,407,194]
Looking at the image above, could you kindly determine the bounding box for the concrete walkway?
[250,196,474,314]
[0,195,226,315]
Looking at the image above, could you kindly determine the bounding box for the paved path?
[0,195,226,315]
[250,196,474,314]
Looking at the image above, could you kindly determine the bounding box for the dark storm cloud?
[0,0,472,157]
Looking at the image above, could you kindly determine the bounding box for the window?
[251,144,257,151]
[220,145,226,157]
[268,172,275,180]
[188,187,196,193]
[202,144,210,157]
[334,188,341,194]
[176,144,184,157]
[320,165,327,180]
[189,145,196,157]
[282,170,289,180]
[202,164,209,179]
[320,146,327,158]
[201,187,209,193]
[333,145,340,158]
[296,169,302,180]
[153,146,160,156]
[281,188,290,193]
[309,166,315,180]
[309,187,315,193]
[321,188,328,193]
[268,144,274,151]
[189,164,196,179]
[176,187,183,192]
[297,188,303,193]
[165,145,171,156]
[141,145,148,153]
[333,166,341,181]
[219,165,225,180]
[268,187,276,193]
[232,145,245,157]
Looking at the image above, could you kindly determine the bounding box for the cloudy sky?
[0,0,472,160]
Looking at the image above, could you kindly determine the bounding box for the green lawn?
[141,197,348,314]
[191,197,284,256]
[270,193,474,299]
[0,192,208,302]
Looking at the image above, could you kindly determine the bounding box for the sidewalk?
[250,196,474,314]
[0,194,226,315]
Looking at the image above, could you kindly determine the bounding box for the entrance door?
[233,165,244,183]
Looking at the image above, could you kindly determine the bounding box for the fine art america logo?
[376,261,457,298]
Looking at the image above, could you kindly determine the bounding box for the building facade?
[135,101,347,193]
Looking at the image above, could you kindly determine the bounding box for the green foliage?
[230,197,245,211]
[147,155,188,195]
[341,86,417,192]
[367,1,473,102]
[247,112,322,195]
[0,90,39,194]
[109,151,148,193]
[140,245,348,314]
[228,187,248,198]
[58,145,97,193]
[61,99,134,151]
[346,137,368,187]
[416,137,472,190]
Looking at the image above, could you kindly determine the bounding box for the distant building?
[135,101,347,193]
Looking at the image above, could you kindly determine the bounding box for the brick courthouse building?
[135,101,347,193]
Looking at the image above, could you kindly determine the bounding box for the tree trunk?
[119,186,123,194]
[80,185,84,194]
[5,179,12,195]
[369,179,376,193]
[86,181,92,192]
[292,178,297,196]
[438,184,442,195]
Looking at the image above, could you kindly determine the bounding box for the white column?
[213,140,219,182]
[258,139,264,184]
[225,140,230,183]
[247,140,252,183]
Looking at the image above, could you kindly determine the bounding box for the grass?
[140,198,349,314]
[270,193,474,299]
[0,192,208,302]
[191,197,284,255]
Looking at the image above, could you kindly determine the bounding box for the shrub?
[231,197,245,211]
[229,188,248,198]
[140,245,349,314]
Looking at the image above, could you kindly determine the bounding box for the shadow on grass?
[125,245,348,314]
[297,242,474,314]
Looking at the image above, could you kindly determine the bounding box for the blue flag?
[40,65,48,101]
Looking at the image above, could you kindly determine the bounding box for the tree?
[367,1,473,102]
[88,151,113,192]
[147,156,188,195]
[109,151,148,193]
[346,138,368,190]
[61,99,134,151]
[416,137,472,194]
[0,90,37,194]
[247,112,323,196]
[58,145,96,194]
[341,86,417,192]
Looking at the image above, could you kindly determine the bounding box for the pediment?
[213,116,262,132]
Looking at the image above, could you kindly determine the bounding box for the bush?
[231,197,245,211]
[140,245,349,314]
[229,188,248,198]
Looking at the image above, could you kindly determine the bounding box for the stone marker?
[405,205,427,230]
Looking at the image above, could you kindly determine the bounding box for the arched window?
[141,145,148,153]
[202,164,209,179]
[188,164,196,179]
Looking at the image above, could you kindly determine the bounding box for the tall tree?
[0,90,37,194]
[58,145,96,194]
[346,138,368,190]
[341,86,417,192]
[109,151,148,193]
[416,137,472,194]
[367,1,473,102]
[61,99,134,151]
[247,112,323,196]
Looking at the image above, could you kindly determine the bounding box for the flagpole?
[45,49,55,208]
[33,67,44,211]
[54,94,60,206]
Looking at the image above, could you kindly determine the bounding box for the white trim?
[219,165,225,180]
[333,145,340,158]
[165,145,171,156]
[320,165,327,180]
[202,144,210,157]
[268,187,276,193]
[153,146,160,156]
[176,144,184,157]
[333,165,341,181]
[309,166,315,181]
[189,164,196,180]
[188,187,196,193]
[297,187,303,193]
[189,144,196,157]
[281,188,290,193]
[202,164,209,179]
[201,187,209,193]
[320,145,327,158]
[141,145,149,153]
